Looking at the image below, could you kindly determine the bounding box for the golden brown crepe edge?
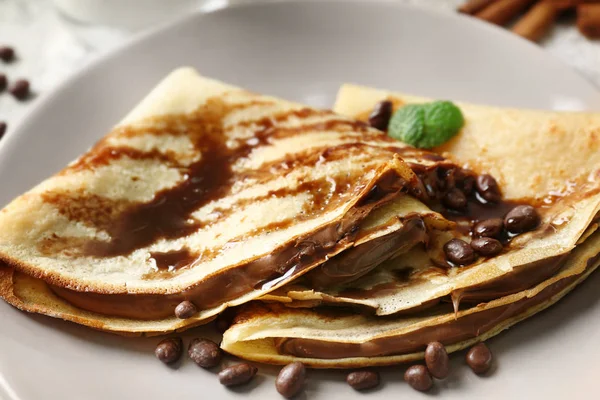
[221,250,600,368]
[0,263,213,336]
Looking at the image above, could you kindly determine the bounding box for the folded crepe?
[221,230,600,368]
[0,69,460,335]
[261,85,600,317]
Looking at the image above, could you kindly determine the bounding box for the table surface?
[1,0,600,132]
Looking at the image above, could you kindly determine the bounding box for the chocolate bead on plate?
[466,343,493,374]
[188,338,222,368]
[475,174,501,203]
[175,300,197,319]
[0,74,6,92]
[346,370,380,391]
[155,337,183,364]
[368,100,393,131]
[276,362,306,398]
[504,205,539,234]
[0,122,6,140]
[0,46,15,62]
[404,365,433,392]
[444,238,476,265]
[473,218,504,238]
[425,342,450,379]
[219,363,258,387]
[470,237,503,257]
[9,79,30,101]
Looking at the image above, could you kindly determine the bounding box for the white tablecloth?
[1,0,599,129]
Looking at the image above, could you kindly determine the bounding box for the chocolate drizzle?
[69,146,181,171]
[83,101,251,257]
[44,101,389,263]
[38,96,420,317]
[150,248,196,271]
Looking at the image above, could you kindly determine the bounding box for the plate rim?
[1,1,599,399]
[2,0,599,159]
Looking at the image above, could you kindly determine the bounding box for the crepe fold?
[0,69,460,335]
[221,231,600,368]
[260,84,600,317]
[220,84,600,367]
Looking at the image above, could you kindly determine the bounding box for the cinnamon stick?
[458,0,498,15]
[578,4,600,38]
[545,0,600,11]
[512,2,559,41]
[475,0,538,25]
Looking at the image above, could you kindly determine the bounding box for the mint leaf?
[387,100,464,149]
[388,104,426,145]
[422,101,464,147]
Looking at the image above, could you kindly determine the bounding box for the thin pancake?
[306,84,600,314]
[0,263,198,337]
[334,84,600,201]
[268,194,456,294]
[221,231,600,368]
[0,69,427,332]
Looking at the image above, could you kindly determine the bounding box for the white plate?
[1,1,599,399]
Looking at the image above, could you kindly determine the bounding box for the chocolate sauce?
[443,197,522,244]
[309,252,571,316]
[150,248,196,271]
[48,185,393,319]
[275,259,590,359]
[453,253,569,306]
[46,102,391,264]
[83,102,245,258]
[447,197,519,225]
[336,269,437,301]
[392,267,414,281]
[305,218,427,289]
[420,153,446,162]
[70,146,180,171]
[406,162,532,245]
[39,95,422,319]
[41,96,556,323]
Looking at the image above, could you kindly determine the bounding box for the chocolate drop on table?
[466,342,493,374]
[155,337,183,364]
[404,365,433,392]
[188,338,222,368]
[346,370,380,390]
[0,74,6,92]
[0,46,14,62]
[0,122,6,140]
[276,362,306,398]
[425,342,450,379]
[218,363,258,387]
[9,79,30,101]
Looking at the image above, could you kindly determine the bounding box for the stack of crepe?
[1,69,599,368]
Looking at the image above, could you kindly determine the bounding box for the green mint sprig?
[387,100,464,149]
